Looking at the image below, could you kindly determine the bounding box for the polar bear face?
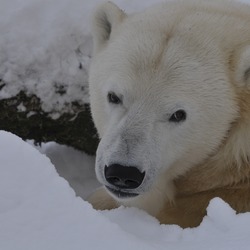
[89,1,250,208]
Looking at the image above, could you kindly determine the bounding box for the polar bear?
[88,0,250,228]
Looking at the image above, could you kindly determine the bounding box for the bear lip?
[105,186,139,199]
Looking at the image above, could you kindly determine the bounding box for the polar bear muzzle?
[104,164,145,198]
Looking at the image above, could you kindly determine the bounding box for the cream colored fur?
[88,0,250,228]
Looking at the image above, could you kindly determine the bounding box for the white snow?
[33,141,100,199]
[1,130,250,250]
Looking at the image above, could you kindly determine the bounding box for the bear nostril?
[108,177,120,183]
[104,164,145,189]
[106,176,121,186]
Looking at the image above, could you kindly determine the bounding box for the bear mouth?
[105,186,139,199]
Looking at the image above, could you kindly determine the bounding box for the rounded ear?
[234,45,250,88]
[91,2,126,54]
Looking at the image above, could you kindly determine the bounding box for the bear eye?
[169,109,187,123]
[107,92,122,105]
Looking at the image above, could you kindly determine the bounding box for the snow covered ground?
[1,131,250,250]
[1,0,250,249]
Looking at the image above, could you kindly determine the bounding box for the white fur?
[89,0,250,218]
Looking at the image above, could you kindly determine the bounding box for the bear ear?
[91,2,126,54]
[234,46,250,88]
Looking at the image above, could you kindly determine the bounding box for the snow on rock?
[0,0,163,115]
[1,130,250,250]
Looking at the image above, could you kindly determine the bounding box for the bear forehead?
[92,0,250,103]
[103,25,216,89]
[107,1,250,64]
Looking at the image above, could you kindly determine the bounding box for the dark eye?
[169,110,186,123]
[107,92,122,104]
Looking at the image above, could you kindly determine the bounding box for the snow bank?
[1,130,250,250]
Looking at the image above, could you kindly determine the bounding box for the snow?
[0,0,163,116]
[33,141,100,199]
[1,131,250,250]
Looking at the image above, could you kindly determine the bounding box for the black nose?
[104,164,145,189]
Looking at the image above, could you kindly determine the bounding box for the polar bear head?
[89,1,250,213]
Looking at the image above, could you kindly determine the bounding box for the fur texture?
[88,0,250,228]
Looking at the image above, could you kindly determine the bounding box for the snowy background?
[0,0,163,116]
[1,0,250,249]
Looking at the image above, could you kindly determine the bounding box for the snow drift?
[1,130,250,250]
